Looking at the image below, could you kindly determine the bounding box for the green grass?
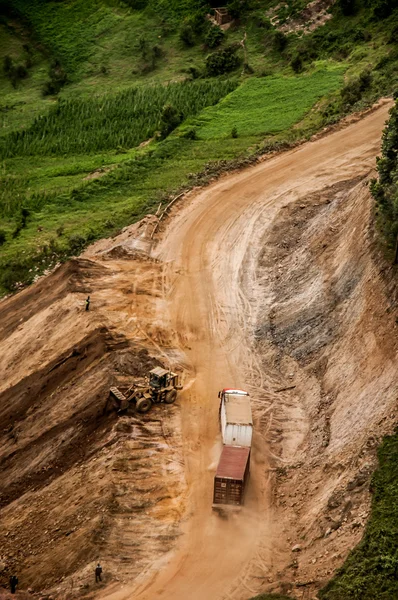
[0,0,397,296]
[319,432,398,600]
[191,67,345,139]
[0,79,237,159]
[0,64,346,293]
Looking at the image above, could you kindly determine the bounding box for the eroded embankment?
[252,176,398,597]
[0,256,185,597]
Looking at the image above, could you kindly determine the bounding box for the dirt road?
[96,101,393,600]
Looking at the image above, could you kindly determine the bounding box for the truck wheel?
[164,389,177,404]
[136,397,152,413]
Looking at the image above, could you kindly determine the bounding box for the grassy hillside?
[0,0,397,294]
[319,430,398,600]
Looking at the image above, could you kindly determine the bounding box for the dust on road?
[0,100,396,600]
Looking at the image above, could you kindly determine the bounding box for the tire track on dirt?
[98,100,393,600]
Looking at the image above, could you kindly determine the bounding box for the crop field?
[0,64,347,293]
[0,80,237,158]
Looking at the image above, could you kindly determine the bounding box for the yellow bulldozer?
[108,367,182,414]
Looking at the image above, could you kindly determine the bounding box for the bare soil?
[0,99,396,600]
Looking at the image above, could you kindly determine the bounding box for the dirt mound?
[0,254,185,597]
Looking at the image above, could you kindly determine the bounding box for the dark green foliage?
[319,430,398,599]
[226,0,252,19]
[205,43,241,76]
[182,127,197,139]
[290,54,303,73]
[123,0,149,8]
[372,0,395,19]
[68,234,87,254]
[205,25,224,49]
[340,69,372,106]
[0,229,6,245]
[42,60,67,96]
[159,103,182,138]
[3,54,12,74]
[3,54,29,88]
[12,206,30,238]
[273,30,287,52]
[0,80,237,158]
[370,97,398,247]
[179,20,196,46]
[338,0,358,16]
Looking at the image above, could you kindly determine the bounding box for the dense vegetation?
[371,96,398,251]
[0,79,237,157]
[319,431,398,599]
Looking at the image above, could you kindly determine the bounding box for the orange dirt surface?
[0,99,397,600]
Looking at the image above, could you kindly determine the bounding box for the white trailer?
[219,388,252,448]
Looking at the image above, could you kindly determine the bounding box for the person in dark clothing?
[85,296,90,311]
[10,575,18,594]
[95,562,102,583]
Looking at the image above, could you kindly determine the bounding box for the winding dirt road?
[100,101,393,600]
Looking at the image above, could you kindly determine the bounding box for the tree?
[205,43,241,76]
[370,96,398,249]
[159,103,182,138]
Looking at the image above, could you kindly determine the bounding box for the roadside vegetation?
[371,95,398,254]
[0,0,397,295]
[318,431,398,599]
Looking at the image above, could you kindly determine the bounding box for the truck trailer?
[213,445,250,509]
[219,388,253,448]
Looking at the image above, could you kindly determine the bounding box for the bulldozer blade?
[109,386,127,403]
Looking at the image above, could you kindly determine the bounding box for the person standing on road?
[95,562,102,583]
[85,296,91,312]
[9,574,18,594]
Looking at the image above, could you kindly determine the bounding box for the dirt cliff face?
[0,257,185,596]
[253,177,398,596]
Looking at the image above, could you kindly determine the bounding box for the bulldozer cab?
[149,367,177,389]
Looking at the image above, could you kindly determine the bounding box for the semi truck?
[213,388,252,512]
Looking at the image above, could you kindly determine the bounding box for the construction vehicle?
[213,388,252,513]
[108,367,182,414]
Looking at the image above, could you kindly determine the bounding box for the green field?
[0,0,397,296]
[192,67,344,139]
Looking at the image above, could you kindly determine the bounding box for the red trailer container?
[213,445,250,508]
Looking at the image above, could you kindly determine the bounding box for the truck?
[213,388,252,512]
[213,445,251,510]
[219,388,253,447]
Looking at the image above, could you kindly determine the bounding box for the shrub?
[290,54,303,73]
[372,0,395,19]
[205,25,224,49]
[227,0,252,19]
[68,234,87,254]
[243,62,254,74]
[205,43,241,76]
[273,30,287,52]
[183,127,197,139]
[186,65,201,79]
[338,0,357,16]
[341,78,362,105]
[159,103,182,138]
[3,54,12,74]
[42,60,68,96]
[180,21,195,46]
